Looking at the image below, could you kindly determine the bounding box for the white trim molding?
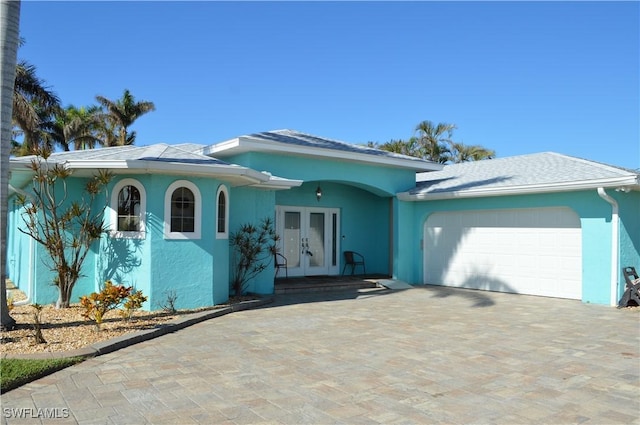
[597,187,620,307]
[164,180,202,240]
[216,184,229,240]
[110,178,147,239]
[398,176,640,201]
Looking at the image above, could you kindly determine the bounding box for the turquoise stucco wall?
[219,151,419,277]
[145,175,213,311]
[8,177,101,305]
[398,189,640,305]
[394,197,416,282]
[110,174,226,311]
[276,182,391,275]
[229,187,277,295]
[8,153,636,311]
[97,174,225,311]
[223,152,418,196]
[618,191,640,275]
[8,173,247,311]
[225,151,402,276]
[7,197,30,293]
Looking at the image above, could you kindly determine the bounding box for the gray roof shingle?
[246,129,434,164]
[412,152,639,196]
[12,144,229,166]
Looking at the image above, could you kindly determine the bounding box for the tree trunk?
[56,273,72,308]
[0,0,21,330]
[56,285,71,309]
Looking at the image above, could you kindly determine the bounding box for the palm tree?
[414,120,456,164]
[378,137,422,157]
[48,105,102,151]
[12,60,60,154]
[1,0,21,330]
[95,116,118,148]
[450,142,495,163]
[96,89,155,146]
[375,121,496,164]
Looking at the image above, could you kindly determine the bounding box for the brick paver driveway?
[3,286,639,424]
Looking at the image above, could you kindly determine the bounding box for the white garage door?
[424,207,582,299]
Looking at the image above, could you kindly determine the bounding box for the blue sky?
[18,1,639,170]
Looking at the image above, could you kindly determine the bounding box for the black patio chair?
[342,251,366,276]
[274,252,288,278]
[619,266,640,307]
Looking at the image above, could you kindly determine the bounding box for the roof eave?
[398,176,640,201]
[10,159,271,186]
[206,136,443,172]
[250,178,304,190]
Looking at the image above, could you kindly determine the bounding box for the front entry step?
[274,276,381,295]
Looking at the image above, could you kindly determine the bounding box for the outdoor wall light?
[316,186,322,202]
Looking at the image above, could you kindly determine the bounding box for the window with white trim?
[216,185,229,239]
[164,180,201,239]
[110,179,146,239]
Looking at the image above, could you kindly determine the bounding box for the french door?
[276,206,340,276]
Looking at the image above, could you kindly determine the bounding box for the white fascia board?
[10,157,287,188]
[250,177,304,190]
[202,137,241,156]
[10,158,45,170]
[207,136,443,172]
[62,160,270,185]
[398,175,640,201]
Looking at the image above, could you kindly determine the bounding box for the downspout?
[8,188,35,307]
[13,235,34,306]
[597,187,619,306]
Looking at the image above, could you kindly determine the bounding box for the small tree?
[31,303,46,344]
[16,153,112,308]
[230,217,278,296]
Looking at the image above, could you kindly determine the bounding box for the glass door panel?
[283,211,301,269]
[276,206,340,277]
[307,212,325,270]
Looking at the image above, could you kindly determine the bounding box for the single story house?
[7,130,640,309]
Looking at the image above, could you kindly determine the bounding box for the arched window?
[216,185,229,239]
[164,180,201,239]
[171,187,195,232]
[110,179,146,238]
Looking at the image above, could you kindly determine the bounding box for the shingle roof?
[12,144,229,166]
[409,152,639,197]
[9,143,305,191]
[244,129,438,165]
[249,130,412,161]
[171,143,208,154]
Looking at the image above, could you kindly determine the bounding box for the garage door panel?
[424,207,582,300]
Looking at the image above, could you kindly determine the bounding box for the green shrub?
[79,281,133,330]
[120,289,148,321]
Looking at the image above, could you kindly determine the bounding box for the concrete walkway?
[2,286,639,424]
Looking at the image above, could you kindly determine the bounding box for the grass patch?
[1,357,85,393]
